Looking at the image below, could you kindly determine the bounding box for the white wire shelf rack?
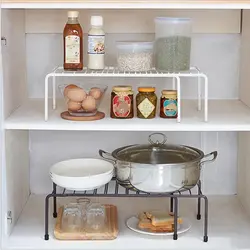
[44,66,208,123]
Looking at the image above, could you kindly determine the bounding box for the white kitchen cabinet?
[1,3,250,250]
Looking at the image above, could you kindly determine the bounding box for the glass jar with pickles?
[136,87,157,119]
[110,85,134,119]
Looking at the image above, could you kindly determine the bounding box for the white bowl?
[50,158,114,191]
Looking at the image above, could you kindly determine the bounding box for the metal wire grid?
[44,66,208,123]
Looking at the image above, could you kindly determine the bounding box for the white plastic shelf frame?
[44,66,208,122]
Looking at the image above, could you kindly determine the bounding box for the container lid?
[68,11,79,18]
[111,133,203,165]
[113,85,132,92]
[116,41,153,50]
[138,87,155,93]
[91,16,103,26]
[154,17,191,23]
[162,90,177,95]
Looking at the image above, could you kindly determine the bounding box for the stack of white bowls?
[50,158,114,191]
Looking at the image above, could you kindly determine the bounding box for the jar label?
[88,35,105,54]
[65,35,80,63]
[138,98,155,118]
[163,99,177,116]
[113,95,131,117]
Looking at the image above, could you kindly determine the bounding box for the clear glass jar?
[154,17,192,72]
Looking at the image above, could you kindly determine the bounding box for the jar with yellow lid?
[136,87,157,119]
[110,85,134,119]
[160,90,178,118]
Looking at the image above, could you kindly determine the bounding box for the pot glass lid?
[112,133,203,164]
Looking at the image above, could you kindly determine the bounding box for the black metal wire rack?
[44,178,208,242]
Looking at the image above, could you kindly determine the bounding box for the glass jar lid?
[113,85,132,92]
[138,87,155,93]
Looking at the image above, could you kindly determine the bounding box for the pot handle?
[99,149,116,165]
[200,151,218,165]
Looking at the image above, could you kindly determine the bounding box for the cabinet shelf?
[2,0,250,9]
[4,98,250,131]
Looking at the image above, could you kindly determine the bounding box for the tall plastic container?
[154,17,192,72]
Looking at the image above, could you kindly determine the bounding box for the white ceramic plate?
[126,216,191,236]
[50,158,114,191]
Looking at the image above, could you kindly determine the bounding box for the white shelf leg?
[53,74,56,110]
[45,75,50,121]
[197,76,202,111]
[176,76,181,123]
[172,77,176,90]
[203,75,208,122]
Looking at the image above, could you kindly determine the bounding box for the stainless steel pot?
[99,133,218,193]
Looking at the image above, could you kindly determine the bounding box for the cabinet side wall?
[240,10,250,107]
[4,130,30,236]
[238,132,250,213]
[238,10,250,214]
[1,9,27,119]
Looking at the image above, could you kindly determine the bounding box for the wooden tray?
[61,111,105,121]
[54,204,118,240]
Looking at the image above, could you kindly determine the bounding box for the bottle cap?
[138,87,155,93]
[91,16,103,26]
[68,11,79,18]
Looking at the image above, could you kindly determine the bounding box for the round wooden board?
[61,111,105,121]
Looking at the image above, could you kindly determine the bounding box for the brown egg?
[89,87,102,100]
[67,101,82,111]
[67,88,87,102]
[82,95,96,111]
[64,84,79,96]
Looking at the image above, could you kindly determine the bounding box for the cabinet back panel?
[29,131,237,195]
[26,33,240,100]
[25,9,241,34]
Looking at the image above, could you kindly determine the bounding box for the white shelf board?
[4,99,250,131]
[6,194,250,250]
[2,0,250,9]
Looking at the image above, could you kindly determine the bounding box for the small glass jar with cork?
[110,85,134,119]
[160,90,178,118]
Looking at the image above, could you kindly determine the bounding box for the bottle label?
[138,98,155,118]
[163,99,177,117]
[113,94,131,118]
[65,35,80,63]
[88,35,105,54]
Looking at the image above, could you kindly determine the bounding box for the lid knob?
[148,133,167,145]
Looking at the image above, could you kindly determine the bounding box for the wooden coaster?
[54,204,118,240]
[61,111,105,121]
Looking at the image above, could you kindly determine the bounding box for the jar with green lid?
[136,87,157,119]
[110,85,134,119]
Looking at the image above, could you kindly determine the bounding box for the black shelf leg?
[53,183,57,218]
[173,197,178,240]
[197,180,201,220]
[170,196,174,213]
[44,194,51,240]
[203,195,209,242]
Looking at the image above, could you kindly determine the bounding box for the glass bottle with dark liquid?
[63,11,83,71]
